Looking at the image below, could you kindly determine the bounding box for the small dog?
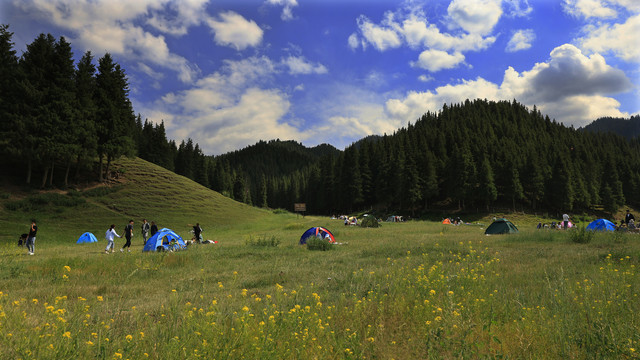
[18,233,28,247]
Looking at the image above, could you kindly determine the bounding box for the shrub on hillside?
[306,237,333,251]
[272,208,289,215]
[569,226,594,244]
[360,216,379,228]
[246,235,281,247]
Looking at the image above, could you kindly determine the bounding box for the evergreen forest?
[2,26,640,216]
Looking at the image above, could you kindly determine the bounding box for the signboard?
[294,203,306,212]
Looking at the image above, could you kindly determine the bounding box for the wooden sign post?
[294,203,306,218]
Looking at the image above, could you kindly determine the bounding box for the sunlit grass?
[1,158,639,358]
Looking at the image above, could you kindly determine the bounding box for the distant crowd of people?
[536,210,638,232]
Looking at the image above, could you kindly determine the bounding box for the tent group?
[484,218,519,235]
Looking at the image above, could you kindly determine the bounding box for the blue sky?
[2,0,638,155]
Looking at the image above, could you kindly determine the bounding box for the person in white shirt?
[105,224,121,254]
[562,213,570,230]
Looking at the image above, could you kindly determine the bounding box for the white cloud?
[563,0,618,18]
[386,44,633,128]
[144,56,310,154]
[356,14,403,51]
[282,56,328,75]
[506,29,535,52]
[412,49,466,72]
[418,74,434,82]
[578,13,640,62]
[505,0,533,17]
[146,0,209,36]
[400,16,496,52]
[348,33,360,50]
[350,4,497,73]
[265,0,298,21]
[12,0,199,83]
[447,0,503,35]
[207,11,263,50]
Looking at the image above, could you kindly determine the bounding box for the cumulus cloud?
[356,14,403,51]
[146,0,209,36]
[282,56,328,75]
[146,56,309,154]
[578,13,640,62]
[447,0,503,35]
[505,0,533,17]
[207,11,263,50]
[12,0,199,83]
[506,29,535,52]
[400,16,496,52]
[385,44,633,128]
[412,49,466,72]
[350,4,497,73]
[562,0,618,18]
[265,0,298,21]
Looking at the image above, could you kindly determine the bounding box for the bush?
[360,216,379,228]
[306,237,333,251]
[246,235,281,247]
[272,208,289,215]
[569,226,595,244]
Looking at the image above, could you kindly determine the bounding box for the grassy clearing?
[1,158,639,359]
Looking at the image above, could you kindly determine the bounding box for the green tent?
[484,218,519,235]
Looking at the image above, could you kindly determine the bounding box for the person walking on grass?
[141,219,150,246]
[193,223,203,244]
[562,213,570,230]
[121,219,134,252]
[26,219,37,255]
[105,224,121,254]
[625,209,635,225]
[150,221,158,236]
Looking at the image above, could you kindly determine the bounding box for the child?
[105,224,121,254]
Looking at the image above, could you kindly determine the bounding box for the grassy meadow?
[1,158,639,359]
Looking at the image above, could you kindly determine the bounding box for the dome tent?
[77,232,97,243]
[484,218,519,235]
[586,219,616,232]
[143,228,186,252]
[299,227,335,245]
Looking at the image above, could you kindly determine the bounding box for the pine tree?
[73,51,98,183]
[95,53,136,181]
[477,156,497,211]
[0,25,22,170]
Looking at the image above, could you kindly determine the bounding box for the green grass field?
[1,158,639,359]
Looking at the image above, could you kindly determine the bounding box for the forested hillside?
[582,115,640,140]
[2,26,639,217]
[225,100,640,215]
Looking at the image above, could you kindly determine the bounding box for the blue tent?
[143,228,186,252]
[586,219,616,232]
[77,232,97,244]
[299,227,335,245]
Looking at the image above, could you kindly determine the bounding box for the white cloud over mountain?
[386,44,632,128]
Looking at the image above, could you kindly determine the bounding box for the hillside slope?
[0,157,271,243]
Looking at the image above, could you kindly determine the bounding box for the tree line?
[214,100,640,215]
